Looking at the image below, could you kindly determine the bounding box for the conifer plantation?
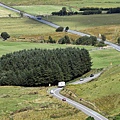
[0,48,92,86]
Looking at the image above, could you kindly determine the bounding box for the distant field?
[0,40,120,69]
[45,14,120,30]
[1,0,120,8]
[45,14,120,42]
[1,5,120,43]
[0,17,55,37]
[90,48,120,69]
[0,6,19,17]
[0,40,94,56]
[13,5,78,15]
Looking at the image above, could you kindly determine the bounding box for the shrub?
[1,32,10,40]
[55,27,64,32]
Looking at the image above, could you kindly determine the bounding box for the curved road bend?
[71,72,102,85]
[0,2,120,51]
[52,88,108,120]
[52,72,109,120]
[1,2,109,119]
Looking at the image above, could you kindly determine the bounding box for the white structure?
[58,81,65,87]
[50,90,54,94]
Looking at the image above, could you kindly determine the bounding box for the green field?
[0,1,120,119]
[0,86,87,120]
[13,5,78,15]
[1,0,120,8]
[0,40,120,69]
[90,48,120,69]
[44,14,120,30]
[0,6,19,17]
[0,17,55,37]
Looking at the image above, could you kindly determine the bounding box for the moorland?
[0,0,120,120]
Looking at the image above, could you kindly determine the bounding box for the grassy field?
[61,65,120,117]
[0,1,120,119]
[90,48,120,69]
[0,6,19,17]
[13,5,78,15]
[0,86,87,120]
[0,17,55,38]
[0,39,120,69]
[1,0,120,8]
[44,14,120,43]
[1,5,120,43]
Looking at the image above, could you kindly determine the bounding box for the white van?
[58,81,65,87]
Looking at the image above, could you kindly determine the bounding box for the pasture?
[1,0,120,8]
[13,5,78,15]
[0,17,55,37]
[1,5,120,43]
[0,39,120,69]
[0,86,87,120]
[0,6,19,17]
[0,1,120,119]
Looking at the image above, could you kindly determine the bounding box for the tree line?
[51,7,120,16]
[45,34,106,47]
[80,7,120,15]
[0,47,92,87]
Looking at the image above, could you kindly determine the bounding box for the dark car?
[62,98,66,101]
[90,74,94,77]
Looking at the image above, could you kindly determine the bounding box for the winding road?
[0,2,120,51]
[0,2,117,119]
[51,73,108,120]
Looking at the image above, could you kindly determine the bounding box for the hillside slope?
[62,65,120,117]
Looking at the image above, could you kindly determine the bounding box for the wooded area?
[0,48,92,86]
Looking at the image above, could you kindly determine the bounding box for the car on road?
[62,98,66,101]
[50,90,54,94]
[90,74,94,77]
[80,78,84,81]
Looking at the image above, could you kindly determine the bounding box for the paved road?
[51,72,109,120]
[52,88,108,120]
[71,72,102,85]
[0,2,120,51]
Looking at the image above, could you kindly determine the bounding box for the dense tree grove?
[0,48,92,87]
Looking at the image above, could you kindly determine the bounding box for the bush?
[117,37,120,45]
[1,32,10,40]
[65,26,69,32]
[86,116,95,120]
[56,27,64,32]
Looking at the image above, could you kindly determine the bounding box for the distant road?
[0,2,120,51]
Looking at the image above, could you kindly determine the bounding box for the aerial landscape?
[0,0,120,120]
